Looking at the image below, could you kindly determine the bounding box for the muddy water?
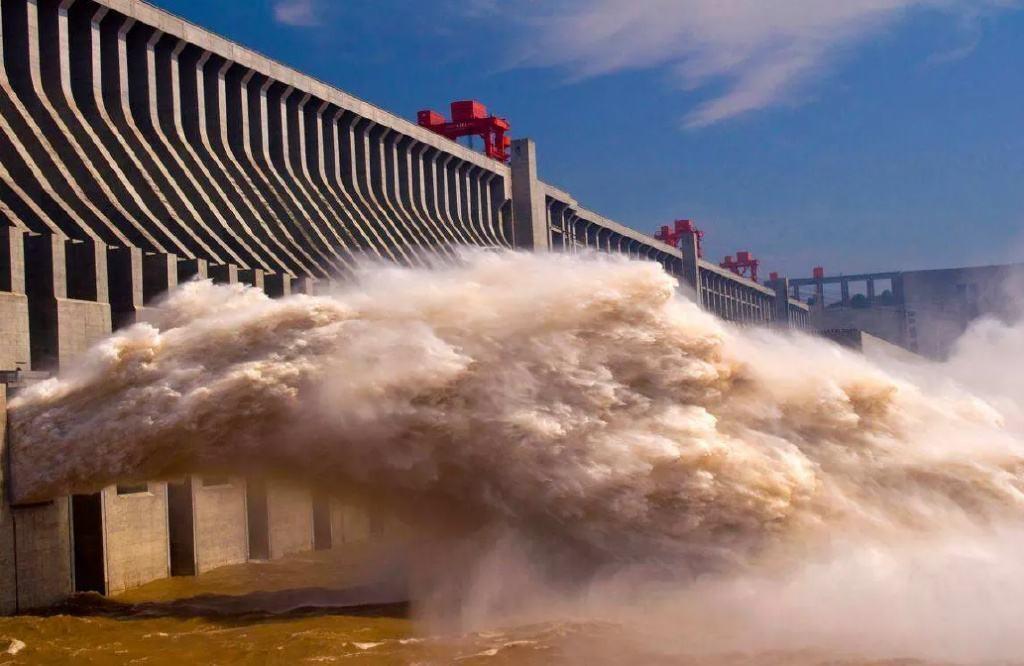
[0,547,965,665]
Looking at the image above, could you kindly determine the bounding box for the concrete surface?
[192,476,248,574]
[0,386,17,614]
[266,480,313,560]
[102,483,171,594]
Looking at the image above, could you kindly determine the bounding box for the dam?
[0,0,809,612]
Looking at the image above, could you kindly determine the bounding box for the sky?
[155,0,1024,277]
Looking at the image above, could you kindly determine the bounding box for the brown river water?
[0,546,976,665]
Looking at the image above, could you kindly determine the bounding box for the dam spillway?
[0,0,808,613]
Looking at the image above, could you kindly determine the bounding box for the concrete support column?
[893,275,905,303]
[840,279,850,307]
[677,231,701,292]
[5,382,73,612]
[8,497,73,611]
[0,228,31,371]
[264,273,291,298]
[101,483,170,595]
[768,277,791,327]
[867,278,876,302]
[509,138,549,251]
[266,480,313,560]
[0,384,16,615]
[815,281,825,311]
[191,476,247,573]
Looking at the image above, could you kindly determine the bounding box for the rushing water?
[6,251,1024,664]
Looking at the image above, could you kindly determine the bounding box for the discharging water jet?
[8,250,1024,660]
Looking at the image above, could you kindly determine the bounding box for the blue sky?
[156,0,1024,277]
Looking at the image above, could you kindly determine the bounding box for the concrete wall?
[0,293,30,371]
[813,305,908,350]
[0,386,17,614]
[808,263,1023,359]
[192,476,247,573]
[11,499,73,610]
[101,483,170,594]
[538,181,806,326]
[902,265,1022,359]
[49,298,113,365]
[266,480,312,560]
[0,228,30,371]
[330,498,372,546]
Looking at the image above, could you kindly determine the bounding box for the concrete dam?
[0,0,810,612]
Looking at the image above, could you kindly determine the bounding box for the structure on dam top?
[0,0,809,613]
[791,262,1024,360]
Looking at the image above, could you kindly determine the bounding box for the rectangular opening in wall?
[71,493,106,594]
[313,493,332,551]
[245,478,270,560]
[142,254,173,304]
[848,280,869,308]
[24,235,59,371]
[65,241,99,301]
[167,477,196,577]
[875,278,895,304]
[116,482,149,495]
[0,227,12,292]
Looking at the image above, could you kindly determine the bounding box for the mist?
[9,250,1024,662]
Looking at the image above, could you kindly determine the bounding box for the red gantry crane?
[417,100,511,163]
[721,251,761,283]
[654,219,704,257]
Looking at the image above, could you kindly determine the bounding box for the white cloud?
[273,0,320,27]
[507,0,1019,128]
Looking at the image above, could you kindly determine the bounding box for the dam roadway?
[0,0,808,612]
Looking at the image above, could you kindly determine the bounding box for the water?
[7,250,1024,663]
[0,550,970,664]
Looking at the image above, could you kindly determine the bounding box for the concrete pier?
[265,480,313,560]
[191,476,248,574]
[331,498,372,546]
[101,482,171,594]
[0,386,16,614]
[10,499,73,610]
[0,228,30,372]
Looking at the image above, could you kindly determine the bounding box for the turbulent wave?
[10,249,1024,660]
[10,250,1024,563]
